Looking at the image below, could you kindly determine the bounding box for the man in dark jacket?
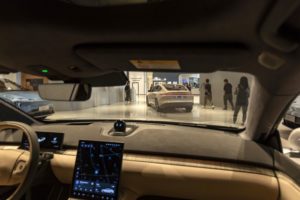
[223,79,234,110]
[203,79,214,109]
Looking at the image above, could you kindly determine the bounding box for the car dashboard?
[1,121,300,200]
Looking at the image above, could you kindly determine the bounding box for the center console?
[69,140,124,200]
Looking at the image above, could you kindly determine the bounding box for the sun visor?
[75,44,251,73]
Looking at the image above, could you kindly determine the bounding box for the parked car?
[283,95,300,128]
[146,84,194,112]
[0,78,54,119]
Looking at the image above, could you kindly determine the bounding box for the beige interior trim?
[0,149,28,186]
[0,149,22,185]
[59,150,274,176]
[276,171,300,200]
[51,152,278,200]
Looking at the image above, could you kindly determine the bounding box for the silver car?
[283,95,300,128]
[146,84,194,112]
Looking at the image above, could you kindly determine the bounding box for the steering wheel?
[0,121,40,200]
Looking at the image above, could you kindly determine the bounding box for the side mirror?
[38,83,91,101]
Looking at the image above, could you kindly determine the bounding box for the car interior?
[0,0,300,200]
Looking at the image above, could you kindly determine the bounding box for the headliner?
[0,0,299,93]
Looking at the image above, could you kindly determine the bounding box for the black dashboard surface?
[31,122,275,168]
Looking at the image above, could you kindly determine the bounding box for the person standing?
[0,80,6,91]
[149,83,154,92]
[124,81,131,102]
[223,79,234,110]
[233,76,250,125]
[187,83,192,91]
[203,79,214,109]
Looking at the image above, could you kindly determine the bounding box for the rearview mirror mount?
[38,83,91,101]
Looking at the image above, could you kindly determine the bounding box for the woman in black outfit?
[124,81,131,102]
[233,76,250,125]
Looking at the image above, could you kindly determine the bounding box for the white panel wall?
[0,73,19,83]
[129,72,146,95]
[50,86,125,111]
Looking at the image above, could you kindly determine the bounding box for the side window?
[153,86,160,92]
[151,86,156,92]
[156,86,162,92]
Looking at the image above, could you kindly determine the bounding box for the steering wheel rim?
[0,121,40,200]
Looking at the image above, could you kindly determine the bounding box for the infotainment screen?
[70,140,124,200]
[21,132,64,150]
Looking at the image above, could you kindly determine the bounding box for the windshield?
[0,71,253,130]
[163,84,188,91]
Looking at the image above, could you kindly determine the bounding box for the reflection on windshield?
[164,84,188,91]
[0,71,253,129]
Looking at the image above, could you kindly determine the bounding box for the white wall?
[51,86,125,111]
[199,71,254,107]
[129,72,146,95]
[0,73,19,84]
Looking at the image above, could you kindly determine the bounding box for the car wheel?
[185,106,193,112]
[155,99,161,112]
[146,97,150,106]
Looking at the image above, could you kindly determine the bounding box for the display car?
[0,0,300,200]
[284,96,300,128]
[146,84,194,112]
[0,79,54,119]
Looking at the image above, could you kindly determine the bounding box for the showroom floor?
[48,97,243,127]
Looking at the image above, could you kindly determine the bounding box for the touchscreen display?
[70,140,124,200]
[21,132,64,150]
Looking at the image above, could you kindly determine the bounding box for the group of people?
[203,76,250,125]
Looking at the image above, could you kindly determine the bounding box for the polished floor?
[48,98,243,128]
